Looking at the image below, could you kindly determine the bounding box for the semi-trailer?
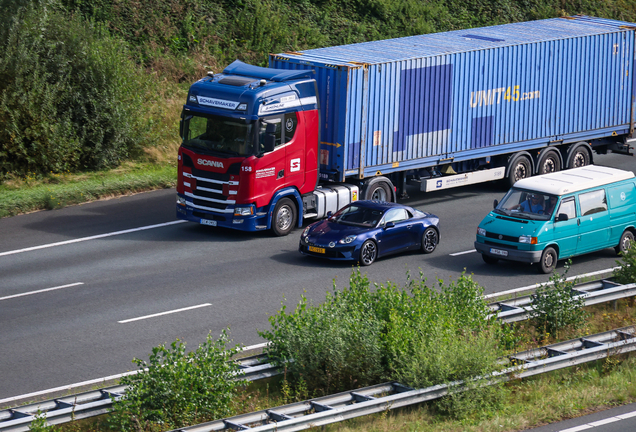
[177,15,634,236]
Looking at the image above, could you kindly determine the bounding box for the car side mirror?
[326,211,333,219]
[493,199,498,209]
[384,221,395,229]
[557,213,568,222]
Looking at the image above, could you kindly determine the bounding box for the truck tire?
[363,180,392,202]
[359,240,377,265]
[537,149,561,175]
[538,246,557,274]
[507,154,532,188]
[272,198,296,237]
[566,143,591,169]
[421,227,439,254]
[615,230,634,255]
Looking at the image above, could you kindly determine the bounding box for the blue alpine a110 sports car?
[299,200,440,265]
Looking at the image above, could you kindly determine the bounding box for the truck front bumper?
[176,202,267,232]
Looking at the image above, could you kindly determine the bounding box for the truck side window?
[284,113,298,142]
[259,116,283,151]
[557,198,576,219]
[579,189,607,216]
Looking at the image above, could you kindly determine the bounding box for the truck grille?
[182,160,241,214]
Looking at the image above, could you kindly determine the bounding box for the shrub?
[109,330,244,431]
[614,240,636,284]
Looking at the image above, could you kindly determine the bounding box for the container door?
[576,189,610,254]
[552,197,579,258]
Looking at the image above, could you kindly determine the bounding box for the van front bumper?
[474,241,543,263]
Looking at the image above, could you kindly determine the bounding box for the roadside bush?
[259,268,506,413]
[0,0,153,178]
[614,240,636,284]
[528,262,588,339]
[109,330,244,431]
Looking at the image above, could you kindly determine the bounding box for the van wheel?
[482,254,498,265]
[538,247,557,274]
[272,198,296,237]
[508,155,532,187]
[615,230,634,255]
[359,240,377,266]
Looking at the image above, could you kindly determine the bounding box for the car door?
[377,208,415,255]
[552,197,579,258]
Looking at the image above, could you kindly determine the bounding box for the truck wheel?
[364,180,392,202]
[615,230,634,255]
[482,254,498,265]
[508,155,532,187]
[272,198,296,237]
[359,240,377,266]
[537,149,561,175]
[421,227,438,254]
[538,247,557,274]
[566,144,591,169]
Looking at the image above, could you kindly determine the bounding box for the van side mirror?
[493,199,498,209]
[557,213,568,222]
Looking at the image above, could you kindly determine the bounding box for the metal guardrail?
[169,326,636,432]
[1,279,634,431]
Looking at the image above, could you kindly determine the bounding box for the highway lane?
[0,153,634,400]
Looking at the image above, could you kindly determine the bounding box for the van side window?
[579,189,607,216]
[557,198,576,219]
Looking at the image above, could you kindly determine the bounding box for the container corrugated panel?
[270,16,636,180]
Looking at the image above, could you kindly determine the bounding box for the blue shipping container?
[270,16,635,180]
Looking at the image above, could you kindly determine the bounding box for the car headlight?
[234,206,254,216]
[338,235,357,244]
[519,235,538,244]
[177,196,186,206]
[302,226,311,237]
[477,227,486,236]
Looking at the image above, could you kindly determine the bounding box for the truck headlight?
[234,206,254,216]
[339,235,357,244]
[477,227,486,236]
[177,196,186,206]
[519,235,538,244]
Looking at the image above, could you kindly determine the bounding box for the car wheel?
[482,254,498,265]
[359,240,377,266]
[272,198,296,237]
[421,227,438,254]
[538,246,557,274]
[615,230,634,255]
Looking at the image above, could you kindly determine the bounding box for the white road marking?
[450,249,476,256]
[559,410,636,431]
[118,303,212,323]
[0,342,270,405]
[0,282,84,301]
[0,220,187,257]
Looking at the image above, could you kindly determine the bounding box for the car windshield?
[494,188,558,221]
[182,113,254,157]
[331,204,384,227]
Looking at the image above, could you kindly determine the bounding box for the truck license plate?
[200,219,217,226]
[490,248,508,257]
[308,246,325,254]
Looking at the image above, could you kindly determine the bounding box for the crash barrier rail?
[167,326,636,432]
[1,278,634,431]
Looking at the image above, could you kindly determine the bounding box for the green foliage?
[0,0,154,178]
[614,240,636,284]
[29,410,51,431]
[259,268,506,418]
[109,330,245,431]
[528,262,588,338]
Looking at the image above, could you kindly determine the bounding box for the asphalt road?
[0,152,634,401]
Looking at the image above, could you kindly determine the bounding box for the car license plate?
[200,219,217,226]
[308,246,325,254]
[490,248,508,257]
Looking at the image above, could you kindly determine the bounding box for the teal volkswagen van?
[475,166,636,273]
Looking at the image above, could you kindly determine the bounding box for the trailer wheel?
[615,230,634,255]
[537,149,561,175]
[538,246,557,274]
[271,198,296,237]
[566,144,591,169]
[364,180,392,202]
[507,154,532,187]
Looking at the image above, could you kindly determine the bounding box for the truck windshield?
[494,188,557,221]
[182,113,254,157]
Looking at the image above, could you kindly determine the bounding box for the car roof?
[350,200,407,211]
[514,165,634,195]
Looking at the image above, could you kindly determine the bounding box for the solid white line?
[617,410,636,419]
[450,249,476,256]
[0,282,84,301]
[557,411,636,431]
[0,220,187,257]
[0,342,270,405]
[588,417,621,426]
[483,266,621,299]
[118,303,212,323]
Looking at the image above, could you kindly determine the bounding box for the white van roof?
[514,165,635,195]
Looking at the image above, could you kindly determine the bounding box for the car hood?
[479,212,542,237]
[305,220,372,244]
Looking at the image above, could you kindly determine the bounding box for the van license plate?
[490,248,508,257]
[309,246,325,254]
[201,219,217,226]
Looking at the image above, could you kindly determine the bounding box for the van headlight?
[519,235,538,244]
[234,206,254,216]
[477,227,486,236]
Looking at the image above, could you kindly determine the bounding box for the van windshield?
[494,188,558,221]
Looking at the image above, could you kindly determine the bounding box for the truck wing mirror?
[262,121,277,153]
[493,199,498,209]
[557,213,568,222]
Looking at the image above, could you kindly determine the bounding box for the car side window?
[383,208,409,225]
[578,189,607,216]
[557,197,576,219]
